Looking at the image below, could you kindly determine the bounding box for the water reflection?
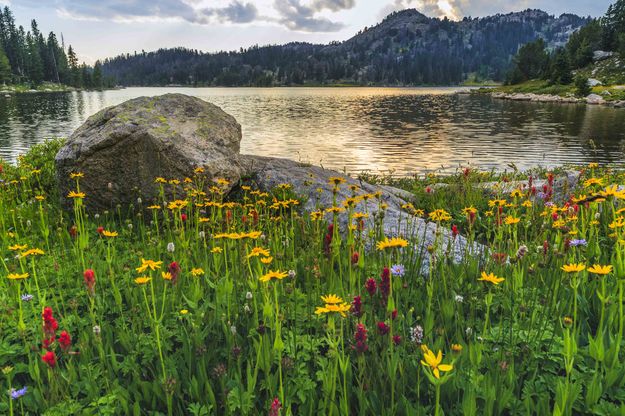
[1,87,624,175]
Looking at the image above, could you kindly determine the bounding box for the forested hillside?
[102,9,589,87]
[0,6,105,89]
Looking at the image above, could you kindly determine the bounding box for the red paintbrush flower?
[58,331,71,351]
[42,350,56,367]
[365,278,377,296]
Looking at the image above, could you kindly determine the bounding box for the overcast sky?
[1,0,613,64]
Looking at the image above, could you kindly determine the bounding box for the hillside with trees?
[506,0,625,95]
[102,9,590,87]
[0,6,107,89]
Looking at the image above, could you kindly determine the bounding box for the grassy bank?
[0,82,78,94]
[2,140,625,415]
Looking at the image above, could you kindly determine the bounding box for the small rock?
[593,50,614,61]
[586,94,605,105]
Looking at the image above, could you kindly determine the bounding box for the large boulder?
[56,94,243,211]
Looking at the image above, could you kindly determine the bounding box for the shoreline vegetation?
[2,139,625,414]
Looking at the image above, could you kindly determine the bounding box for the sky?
[1,0,613,64]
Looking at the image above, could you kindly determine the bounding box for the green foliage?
[0,46,10,83]
[0,6,113,89]
[575,75,592,97]
[506,39,550,84]
[567,20,603,69]
[15,138,65,196]
[601,0,625,51]
[103,11,590,86]
[549,48,573,85]
[2,147,625,415]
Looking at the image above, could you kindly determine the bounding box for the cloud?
[43,0,259,25]
[202,1,258,23]
[273,0,356,32]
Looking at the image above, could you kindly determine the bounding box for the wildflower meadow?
[2,140,625,415]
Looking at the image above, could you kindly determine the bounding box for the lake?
[1,87,625,175]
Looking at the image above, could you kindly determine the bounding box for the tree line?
[0,6,111,89]
[101,9,588,87]
[506,0,625,93]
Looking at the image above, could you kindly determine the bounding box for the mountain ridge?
[102,8,591,86]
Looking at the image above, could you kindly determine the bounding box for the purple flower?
[390,264,405,277]
[10,386,27,400]
[21,294,34,302]
[569,239,587,247]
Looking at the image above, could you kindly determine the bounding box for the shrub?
[574,75,591,97]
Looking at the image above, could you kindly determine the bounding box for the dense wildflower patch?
[1,151,625,415]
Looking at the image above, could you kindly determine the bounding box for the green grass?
[2,143,625,415]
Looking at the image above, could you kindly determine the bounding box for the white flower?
[137,197,142,204]
[94,214,100,219]
[93,325,101,335]
[288,270,296,278]
[230,325,237,335]
[245,291,253,300]
[167,242,175,253]
[454,295,464,303]
[199,231,206,239]
[244,305,251,313]
[465,327,473,337]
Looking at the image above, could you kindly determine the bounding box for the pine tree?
[549,48,572,84]
[92,60,103,89]
[0,46,10,83]
[26,31,43,84]
[67,45,80,87]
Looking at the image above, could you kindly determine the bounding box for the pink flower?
[83,269,96,295]
[353,323,368,353]
[42,351,56,367]
[351,296,362,318]
[365,278,377,296]
[269,397,281,416]
[58,331,71,351]
[377,321,389,335]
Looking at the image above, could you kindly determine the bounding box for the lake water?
[1,87,625,175]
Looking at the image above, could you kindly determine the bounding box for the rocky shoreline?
[488,91,625,108]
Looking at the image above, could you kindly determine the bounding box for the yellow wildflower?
[478,271,505,285]
[191,268,204,277]
[7,273,29,280]
[420,345,453,379]
[259,270,288,283]
[247,247,271,258]
[587,264,613,275]
[429,209,452,222]
[67,190,85,199]
[136,258,163,273]
[376,237,409,250]
[561,263,586,273]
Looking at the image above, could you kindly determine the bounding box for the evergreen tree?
[507,38,549,83]
[0,46,10,83]
[92,60,103,89]
[67,45,81,87]
[549,48,572,84]
[602,0,625,51]
[574,74,591,96]
[25,31,43,84]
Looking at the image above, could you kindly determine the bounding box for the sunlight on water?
[1,87,625,175]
